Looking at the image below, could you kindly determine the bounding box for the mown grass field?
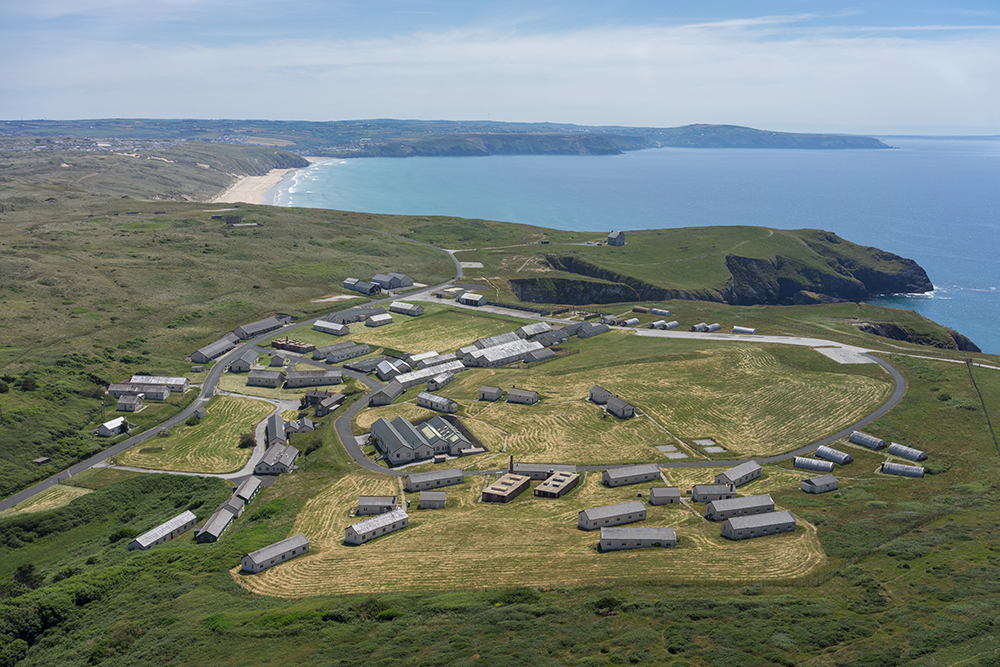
[0,484,92,517]
[117,396,274,473]
[237,467,824,598]
[354,334,893,465]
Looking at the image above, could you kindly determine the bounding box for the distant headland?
[0,119,891,158]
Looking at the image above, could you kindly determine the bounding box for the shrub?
[238,433,255,449]
[108,528,138,544]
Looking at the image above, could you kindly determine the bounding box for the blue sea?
[270,139,1000,354]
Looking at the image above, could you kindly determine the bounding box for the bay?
[271,139,1000,353]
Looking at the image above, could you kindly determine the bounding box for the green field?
[355,335,894,463]
[118,396,274,473]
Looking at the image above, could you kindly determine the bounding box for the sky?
[1,0,999,134]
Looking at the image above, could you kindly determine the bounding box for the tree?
[12,565,43,591]
[238,433,255,449]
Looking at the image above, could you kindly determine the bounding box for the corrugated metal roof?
[580,501,646,522]
[394,360,466,387]
[133,510,197,548]
[803,474,838,487]
[475,332,521,349]
[601,526,675,541]
[199,509,234,538]
[350,508,409,533]
[407,468,464,485]
[605,464,660,480]
[234,476,261,500]
[246,534,309,565]
[721,461,761,480]
[707,493,773,513]
[724,510,795,531]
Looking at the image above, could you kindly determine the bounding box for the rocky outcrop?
[856,322,981,352]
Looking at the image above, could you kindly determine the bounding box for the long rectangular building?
[285,369,343,388]
[602,464,661,488]
[242,534,310,573]
[600,526,676,551]
[130,375,190,393]
[128,510,198,550]
[464,340,544,367]
[534,471,580,498]
[393,360,467,389]
[715,461,762,487]
[195,509,234,543]
[579,501,647,530]
[191,333,239,364]
[405,469,464,492]
[704,494,774,521]
[345,508,409,545]
[721,510,796,540]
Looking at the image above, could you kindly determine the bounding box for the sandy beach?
[208,157,321,204]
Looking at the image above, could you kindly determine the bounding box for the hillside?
[3,140,1000,667]
[0,119,890,157]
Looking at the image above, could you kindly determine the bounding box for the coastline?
[208,157,322,204]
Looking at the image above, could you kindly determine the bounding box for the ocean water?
[271,139,1000,353]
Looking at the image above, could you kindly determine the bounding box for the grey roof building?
[191,333,240,364]
[130,375,190,393]
[313,320,349,336]
[512,462,577,480]
[507,388,540,405]
[606,396,635,419]
[358,495,398,516]
[247,369,285,388]
[117,394,143,412]
[394,360,467,389]
[389,301,424,316]
[406,468,464,492]
[418,491,447,510]
[607,230,625,246]
[649,487,681,505]
[234,316,287,340]
[312,340,359,360]
[128,510,198,550]
[195,509,234,543]
[705,493,774,521]
[242,534,309,573]
[589,385,613,404]
[603,464,661,488]
[326,342,371,363]
[473,332,521,349]
[577,322,610,338]
[345,508,409,545]
[285,369,343,388]
[714,461,762,487]
[255,444,299,475]
[372,415,473,464]
[234,476,262,504]
[458,293,487,306]
[691,484,737,503]
[366,313,394,327]
[465,340,545,367]
[369,381,405,407]
[801,474,839,494]
[600,526,676,551]
[266,414,286,445]
[516,322,552,339]
[326,306,386,325]
[107,383,170,400]
[427,372,454,391]
[579,501,647,530]
[229,350,259,373]
[721,510,796,541]
[524,348,556,364]
[417,391,458,413]
[479,386,503,401]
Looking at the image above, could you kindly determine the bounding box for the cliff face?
[856,322,982,353]
[513,233,932,308]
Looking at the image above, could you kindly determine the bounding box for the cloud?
[2,11,999,133]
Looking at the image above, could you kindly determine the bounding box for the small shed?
[649,487,681,505]
[366,313,394,327]
[117,394,143,412]
[801,474,839,494]
[419,491,447,510]
[358,495,398,516]
[606,396,635,419]
[589,385,613,405]
[507,388,539,405]
[458,293,487,307]
[270,355,287,367]
[97,417,128,437]
[479,386,503,402]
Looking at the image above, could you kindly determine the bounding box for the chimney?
[509,455,514,473]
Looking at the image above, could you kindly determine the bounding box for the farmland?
[352,333,894,464]
[237,467,824,598]
[117,396,274,473]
